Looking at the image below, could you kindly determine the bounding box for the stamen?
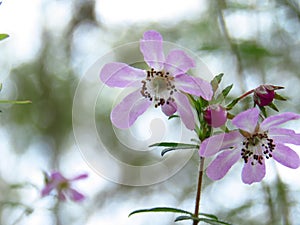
[240,131,275,166]
[140,68,176,107]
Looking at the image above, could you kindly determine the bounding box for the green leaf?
[226,98,239,110]
[149,142,198,156]
[0,100,32,104]
[211,73,224,92]
[259,106,267,118]
[0,34,9,41]
[268,102,279,112]
[199,212,218,220]
[274,93,287,101]
[175,215,200,222]
[168,115,179,120]
[174,215,232,225]
[215,84,233,103]
[129,207,193,217]
[199,218,232,225]
[129,207,232,225]
[149,142,198,148]
[161,145,198,156]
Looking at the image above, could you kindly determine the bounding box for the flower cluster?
[100,30,300,185]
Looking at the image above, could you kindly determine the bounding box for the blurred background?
[1,0,300,224]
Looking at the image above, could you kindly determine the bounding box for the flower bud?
[253,85,276,106]
[204,105,227,128]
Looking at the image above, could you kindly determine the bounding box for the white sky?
[96,0,204,24]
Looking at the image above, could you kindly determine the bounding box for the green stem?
[193,157,205,225]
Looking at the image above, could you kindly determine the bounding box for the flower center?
[58,181,70,190]
[241,132,275,165]
[140,68,177,108]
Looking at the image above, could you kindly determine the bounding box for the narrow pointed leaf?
[199,212,218,220]
[0,100,32,104]
[274,93,287,101]
[175,215,200,222]
[161,145,197,156]
[0,34,9,41]
[199,218,232,225]
[259,105,267,118]
[149,142,198,148]
[174,216,231,225]
[215,84,233,103]
[129,207,193,217]
[226,98,239,110]
[268,102,279,112]
[211,73,224,92]
[168,115,179,120]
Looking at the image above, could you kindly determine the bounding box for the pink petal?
[269,128,300,145]
[111,89,151,129]
[260,112,300,130]
[173,92,195,130]
[206,149,240,181]
[161,101,177,116]
[71,173,88,181]
[41,183,56,197]
[241,160,266,184]
[51,172,66,182]
[272,143,300,169]
[100,62,145,87]
[164,50,195,76]
[68,188,85,202]
[140,30,165,70]
[232,108,259,133]
[174,74,213,100]
[199,131,242,157]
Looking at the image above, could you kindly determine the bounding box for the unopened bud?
[204,105,227,128]
[253,85,281,106]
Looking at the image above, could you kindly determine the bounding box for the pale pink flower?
[100,30,213,130]
[200,108,300,184]
[41,171,88,202]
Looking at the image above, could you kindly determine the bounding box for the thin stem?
[193,157,205,225]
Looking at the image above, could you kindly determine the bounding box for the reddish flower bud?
[253,85,279,106]
[204,105,227,128]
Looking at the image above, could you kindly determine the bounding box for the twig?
[193,157,205,225]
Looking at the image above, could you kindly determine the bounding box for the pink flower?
[41,171,88,202]
[199,108,300,184]
[203,104,227,128]
[100,30,213,130]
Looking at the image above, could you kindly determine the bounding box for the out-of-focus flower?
[200,108,300,184]
[100,30,213,130]
[253,85,282,106]
[41,171,88,202]
[203,104,227,128]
